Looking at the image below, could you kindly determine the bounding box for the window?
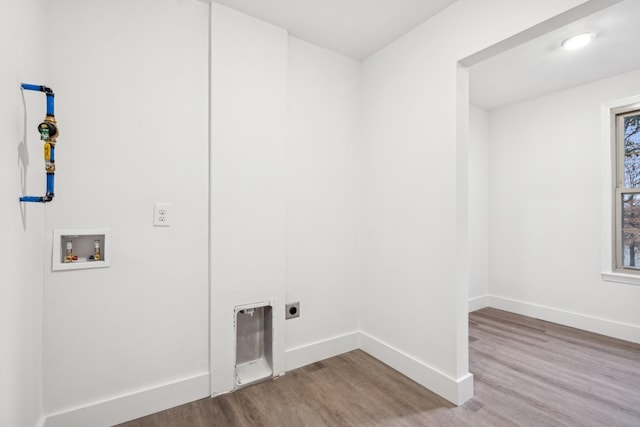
[614,105,640,272]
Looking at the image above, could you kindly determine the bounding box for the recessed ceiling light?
[561,32,595,50]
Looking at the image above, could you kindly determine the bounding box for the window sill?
[601,271,640,286]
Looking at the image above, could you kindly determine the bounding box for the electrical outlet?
[286,302,300,319]
[154,203,171,227]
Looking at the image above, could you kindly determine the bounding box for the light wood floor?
[117,308,640,426]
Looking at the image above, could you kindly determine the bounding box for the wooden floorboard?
[117,308,640,426]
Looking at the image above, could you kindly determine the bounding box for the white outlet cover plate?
[154,203,171,227]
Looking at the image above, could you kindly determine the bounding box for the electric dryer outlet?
[285,302,300,319]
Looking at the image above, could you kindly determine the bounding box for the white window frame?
[601,95,640,286]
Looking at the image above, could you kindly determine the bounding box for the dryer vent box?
[234,302,273,389]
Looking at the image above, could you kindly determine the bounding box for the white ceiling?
[469,0,640,110]
[210,0,640,111]
[211,0,459,60]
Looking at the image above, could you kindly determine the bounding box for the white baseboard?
[287,330,474,405]
[42,296,639,427]
[358,332,473,405]
[285,331,360,372]
[489,295,640,344]
[43,373,210,427]
[468,294,489,312]
[43,329,476,426]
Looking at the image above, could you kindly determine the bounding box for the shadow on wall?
[18,88,30,230]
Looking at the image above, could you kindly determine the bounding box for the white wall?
[285,38,361,366]
[469,106,490,302]
[4,0,626,423]
[209,6,362,391]
[0,0,46,425]
[42,0,210,423]
[210,3,288,395]
[488,68,640,340]
[360,0,593,404]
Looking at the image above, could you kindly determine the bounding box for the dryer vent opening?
[234,304,273,389]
